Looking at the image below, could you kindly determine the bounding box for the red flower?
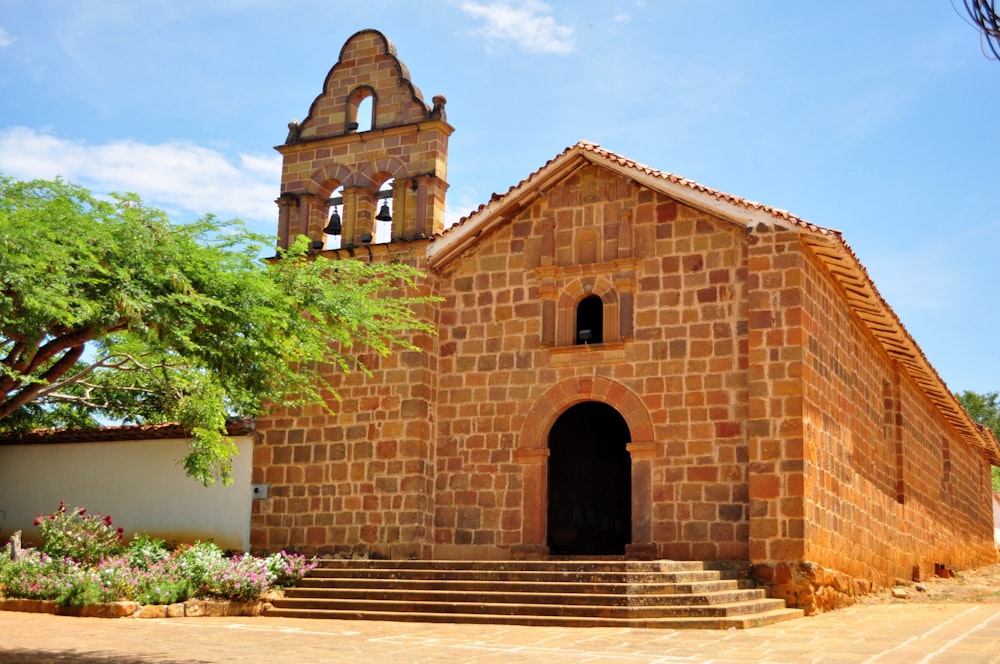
[116,527,124,534]
[103,515,113,526]
[77,508,86,516]
[33,517,40,526]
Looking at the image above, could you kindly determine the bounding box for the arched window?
[356,95,374,132]
[346,87,376,133]
[576,295,603,345]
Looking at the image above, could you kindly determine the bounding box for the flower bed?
[1,503,316,617]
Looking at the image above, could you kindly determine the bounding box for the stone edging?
[0,597,271,619]
[751,561,873,615]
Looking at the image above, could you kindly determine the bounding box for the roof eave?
[802,233,1000,465]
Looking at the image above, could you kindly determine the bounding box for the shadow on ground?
[0,650,206,664]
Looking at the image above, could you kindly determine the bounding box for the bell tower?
[275,29,453,250]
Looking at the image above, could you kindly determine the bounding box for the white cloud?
[458,1,575,55]
[444,185,486,228]
[0,127,281,228]
[0,26,14,48]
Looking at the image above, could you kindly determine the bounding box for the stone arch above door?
[518,376,653,451]
[513,376,658,559]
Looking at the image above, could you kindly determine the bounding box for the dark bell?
[324,207,342,235]
[376,201,392,222]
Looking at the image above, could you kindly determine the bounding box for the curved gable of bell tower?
[275,29,453,250]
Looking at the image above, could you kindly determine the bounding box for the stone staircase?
[264,559,803,629]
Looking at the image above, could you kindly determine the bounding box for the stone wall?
[744,227,807,566]
[251,244,438,559]
[751,561,873,616]
[430,166,753,560]
[744,239,998,610]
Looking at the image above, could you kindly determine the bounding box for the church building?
[250,29,999,611]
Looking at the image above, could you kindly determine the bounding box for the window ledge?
[547,342,626,365]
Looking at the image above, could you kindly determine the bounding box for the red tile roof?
[435,141,840,247]
[0,420,256,446]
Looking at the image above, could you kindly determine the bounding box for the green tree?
[0,175,434,484]
[955,390,1000,490]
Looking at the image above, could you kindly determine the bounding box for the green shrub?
[0,549,77,601]
[204,554,269,602]
[60,572,110,607]
[265,550,319,588]
[174,541,224,593]
[34,501,124,565]
[126,534,171,570]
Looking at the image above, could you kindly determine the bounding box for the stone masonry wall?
[251,244,437,559]
[751,240,996,612]
[433,165,752,560]
[744,227,807,566]
[799,244,994,582]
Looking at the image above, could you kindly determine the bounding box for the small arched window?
[356,96,374,132]
[576,295,603,345]
[346,87,376,133]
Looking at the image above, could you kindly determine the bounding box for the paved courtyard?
[2,601,1000,663]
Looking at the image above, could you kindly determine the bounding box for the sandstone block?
[139,604,166,619]
[183,600,205,617]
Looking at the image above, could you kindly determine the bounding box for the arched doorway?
[547,401,631,555]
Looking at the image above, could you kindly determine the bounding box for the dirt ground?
[860,561,1000,604]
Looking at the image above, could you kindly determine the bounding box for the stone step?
[269,596,789,619]
[283,586,768,607]
[264,559,804,630]
[308,568,727,584]
[264,606,805,630]
[297,577,745,596]
[314,559,707,573]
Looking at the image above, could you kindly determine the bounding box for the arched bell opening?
[546,401,631,556]
[346,86,376,133]
[323,184,344,250]
[373,177,394,244]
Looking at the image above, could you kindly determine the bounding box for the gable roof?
[427,140,837,268]
[429,141,1000,465]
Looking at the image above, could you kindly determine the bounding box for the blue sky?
[1,1,998,394]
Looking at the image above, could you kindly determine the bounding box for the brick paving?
[3,602,1000,663]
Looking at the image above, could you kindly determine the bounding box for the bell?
[375,201,392,222]
[323,207,342,235]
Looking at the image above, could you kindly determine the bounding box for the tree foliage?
[955,390,1000,490]
[959,0,1000,60]
[0,175,434,484]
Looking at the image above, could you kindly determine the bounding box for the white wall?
[0,436,254,551]
[994,493,1000,546]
